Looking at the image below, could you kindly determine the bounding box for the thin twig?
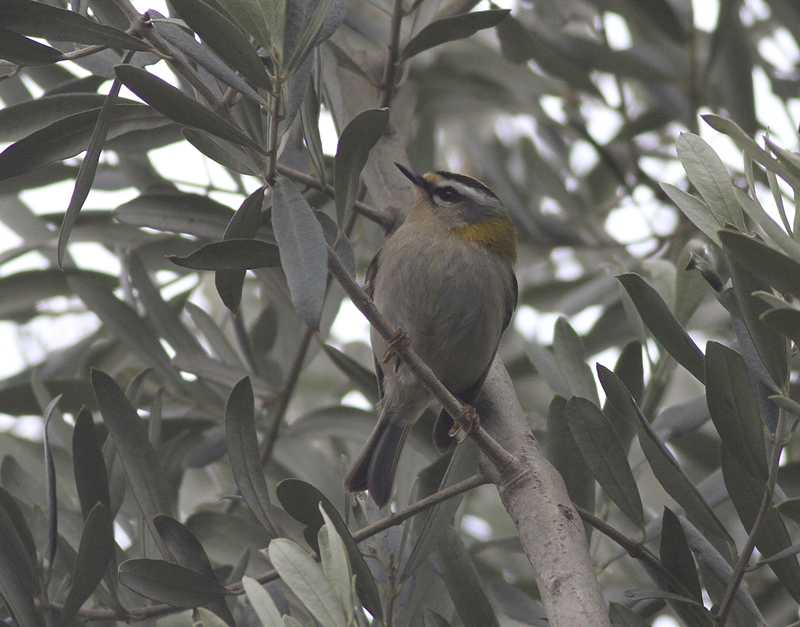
[576,505,715,625]
[715,408,789,625]
[266,78,283,184]
[379,0,405,108]
[276,163,395,230]
[259,326,314,464]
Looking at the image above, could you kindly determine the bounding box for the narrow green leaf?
[402,439,479,578]
[243,576,284,627]
[762,308,800,344]
[151,12,264,105]
[0,487,37,573]
[275,479,382,618]
[272,177,329,329]
[154,515,235,624]
[401,9,510,61]
[42,394,59,567]
[721,234,790,388]
[676,133,744,230]
[321,344,379,405]
[525,340,569,397]
[0,94,136,143]
[623,588,706,608]
[753,542,800,567]
[0,0,150,50]
[72,406,111,520]
[198,608,230,627]
[597,365,732,544]
[618,273,705,383]
[183,128,259,176]
[268,538,347,627]
[168,239,281,271]
[770,394,800,420]
[185,302,245,367]
[284,0,344,74]
[608,603,651,627]
[603,340,641,453]
[118,558,229,606]
[90,369,172,558]
[301,78,325,180]
[215,188,265,312]
[722,446,800,603]
[552,316,598,404]
[734,188,800,265]
[318,507,353,625]
[334,108,389,225]
[0,552,45,627]
[215,0,281,52]
[705,342,769,482]
[565,397,643,529]
[424,609,452,627]
[702,114,800,191]
[154,515,218,579]
[61,503,115,621]
[0,105,167,181]
[69,275,183,386]
[0,27,64,65]
[674,240,710,326]
[170,0,271,89]
[114,191,234,239]
[114,65,262,151]
[660,507,702,602]
[0,488,39,594]
[435,526,501,627]
[128,250,204,356]
[546,395,594,536]
[718,229,800,297]
[59,75,123,267]
[225,377,278,536]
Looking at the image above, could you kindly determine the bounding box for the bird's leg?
[449,405,480,437]
[382,329,410,363]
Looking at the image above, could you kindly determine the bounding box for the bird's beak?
[395,163,427,191]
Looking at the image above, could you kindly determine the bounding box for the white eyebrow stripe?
[434,180,490,204]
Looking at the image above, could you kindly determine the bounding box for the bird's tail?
[344,415,409,508]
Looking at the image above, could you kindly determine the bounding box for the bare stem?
[266,79,283,185]
[276,163,395,230]
[260,326,314,464]
[715,408,789,626]
[380,0,405,108]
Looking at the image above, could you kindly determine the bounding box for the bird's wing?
[503,269,518,332]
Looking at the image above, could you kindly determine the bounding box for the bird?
[343,163,518,507]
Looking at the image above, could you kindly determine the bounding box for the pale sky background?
[1,2,800,620]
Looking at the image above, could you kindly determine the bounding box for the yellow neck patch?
[452,218,517,265]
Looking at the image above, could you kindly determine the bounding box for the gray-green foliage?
[2,0,800,625]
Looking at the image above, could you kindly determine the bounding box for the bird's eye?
[436,187,459,202]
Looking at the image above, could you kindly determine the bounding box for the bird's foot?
[382,330,410,363]
[449,405,479,437]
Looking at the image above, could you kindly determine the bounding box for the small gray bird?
[343,164,517,507]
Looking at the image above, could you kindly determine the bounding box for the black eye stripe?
[435,186,459,201]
